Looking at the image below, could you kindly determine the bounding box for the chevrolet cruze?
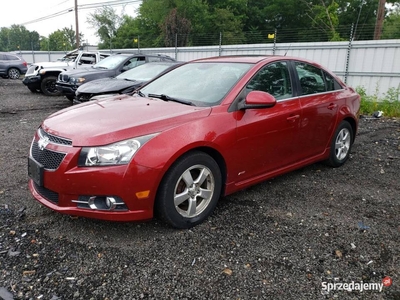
[28,55,360,228]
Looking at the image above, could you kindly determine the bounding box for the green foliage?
[0,0,398,51]
[87,6,121,49]
[357,86,400,118]
[382,6,400,39]
[0,25,40,51]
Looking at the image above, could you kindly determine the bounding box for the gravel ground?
[0,79,399,300]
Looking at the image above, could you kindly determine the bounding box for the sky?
[0,0,142,45]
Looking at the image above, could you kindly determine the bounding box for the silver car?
[0,52,28,79]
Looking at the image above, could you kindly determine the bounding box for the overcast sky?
[1,0,141,45]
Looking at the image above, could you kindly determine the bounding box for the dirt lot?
[0,79,399,300]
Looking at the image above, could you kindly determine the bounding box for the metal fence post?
[219,32,222,56]
[344,23,354,84]
[273,29,277,55]
[175,33,178,60]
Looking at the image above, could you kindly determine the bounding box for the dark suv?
[0,52,28,79]
[56,53,176,100]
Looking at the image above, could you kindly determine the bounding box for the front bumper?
[22,75,41,89]
[28,130,160,222]
[56,82,78,98]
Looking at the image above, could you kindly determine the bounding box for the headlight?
[78,134,158,166]
[69,77,85,84]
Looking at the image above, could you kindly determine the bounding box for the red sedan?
[28,56,360,228]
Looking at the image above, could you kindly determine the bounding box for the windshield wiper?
[132,90,146,97]
[93,66,108,69]
[147,93,194,106]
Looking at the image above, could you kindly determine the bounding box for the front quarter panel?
[130,105,236,190]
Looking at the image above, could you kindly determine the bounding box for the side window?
[246,61,293,100]
[324,71,343,91]
[123,57,146,70]
[295,62,325,95]
[79,54,96,65]
[6,54,18,61]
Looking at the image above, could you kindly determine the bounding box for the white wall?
[20,39,400,98]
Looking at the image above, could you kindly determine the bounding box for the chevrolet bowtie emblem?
[38,136,50,150]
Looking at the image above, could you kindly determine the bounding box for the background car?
[56,53,176,100]
[0,52,28,79]
[74,61,182,104]
[22,50,109,96]
[28,55,360,229]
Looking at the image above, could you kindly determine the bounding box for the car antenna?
[284,44,292,56]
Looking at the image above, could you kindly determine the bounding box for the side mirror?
[238,91,277,110]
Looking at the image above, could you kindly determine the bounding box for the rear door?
[292,61,343,159]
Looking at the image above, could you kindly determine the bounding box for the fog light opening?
[105,197,117,210]
[73,195,128,211]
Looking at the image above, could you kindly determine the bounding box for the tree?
[114,16,141,49]
[382,5,400,38]
[87,6,121,49]
[161,8,191,46]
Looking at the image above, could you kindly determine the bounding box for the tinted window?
[123,57,146,70]
[324,71,343,91]
[295,62,326,95]
[5,54,18,61]
[246,61,293,100]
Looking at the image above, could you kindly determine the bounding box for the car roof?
[191,55,322,65]
[112,53,173,58]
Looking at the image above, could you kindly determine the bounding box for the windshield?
[93,55,127,69]
[117,63,175,81]
[140,62,252,106]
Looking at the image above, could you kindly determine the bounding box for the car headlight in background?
[78,134,158,166]
[69,77,86,84]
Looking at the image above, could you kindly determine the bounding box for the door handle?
[328,103,338,110]
[286,115,300,122]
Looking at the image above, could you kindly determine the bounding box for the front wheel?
[326,120,353,167]
[41,76,61,96]
[155,151,222,229]
[66,95,74,101]
[8,68,20,79]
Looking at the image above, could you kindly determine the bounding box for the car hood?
[34,61,75,69]
[42,95,212,146]
[64,67,112,78]
[77,78,140,94]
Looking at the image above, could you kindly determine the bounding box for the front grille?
[39,127,72,146]
[31,142,66,170]
[33,182,59,204]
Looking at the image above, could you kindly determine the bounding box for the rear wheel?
[155,151,222,229]
[327,120,353,167]
[8,68,20,79]
[41,76,61,96]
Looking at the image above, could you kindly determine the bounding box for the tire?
[8,68,20,79]
[66,95,75,101]
[326,120,353,167]
[41,76,61,96]
[155,151,222,229]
